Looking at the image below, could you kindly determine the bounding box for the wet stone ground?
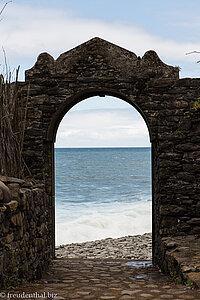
[2,258,200,300]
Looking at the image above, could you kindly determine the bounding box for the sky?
[1,0,200,147]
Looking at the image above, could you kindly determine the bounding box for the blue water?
[55,147,152,245]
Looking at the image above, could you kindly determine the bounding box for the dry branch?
[186,51,200,63]
[0,1,12,16]
[0,70,27,178]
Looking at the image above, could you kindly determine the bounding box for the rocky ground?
[55,232,152,260]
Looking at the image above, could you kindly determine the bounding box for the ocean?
[55,147,152,246]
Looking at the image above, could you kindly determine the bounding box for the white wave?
[55,202,151,246]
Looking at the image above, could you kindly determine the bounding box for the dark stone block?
[196,202,200,217]
[160,216,177,228]
[187,218,200,225]
[176,143,200,152]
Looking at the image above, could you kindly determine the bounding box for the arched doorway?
[23,38,182,270]
[54,95,152,255]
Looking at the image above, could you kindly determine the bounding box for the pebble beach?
[55,232,152,260]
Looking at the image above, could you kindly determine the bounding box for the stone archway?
[22,37,200,275]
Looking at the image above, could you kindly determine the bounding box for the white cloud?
[0,3,200,78]
[55,108,150,148]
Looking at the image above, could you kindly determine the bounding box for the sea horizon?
[55,146,151,149]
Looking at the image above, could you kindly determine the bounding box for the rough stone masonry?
[0,176,51,287]
[1,37,200,287]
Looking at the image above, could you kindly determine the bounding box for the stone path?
[2,258,200,300]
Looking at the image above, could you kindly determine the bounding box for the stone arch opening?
[47,89,152,143]
[54,95,152,253]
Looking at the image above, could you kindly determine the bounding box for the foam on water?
[55,202,151,245]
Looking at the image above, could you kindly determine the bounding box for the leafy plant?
[193,97,200,110]
[170,272,182,284]
[174,129,183,139]
[185,280,193,287]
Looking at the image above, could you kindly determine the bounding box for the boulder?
[0,181,11,202]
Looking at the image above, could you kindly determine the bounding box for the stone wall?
[0,177,52,288]
[150,78,200,266]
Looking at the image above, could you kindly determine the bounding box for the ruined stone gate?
[1,37,200,286]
